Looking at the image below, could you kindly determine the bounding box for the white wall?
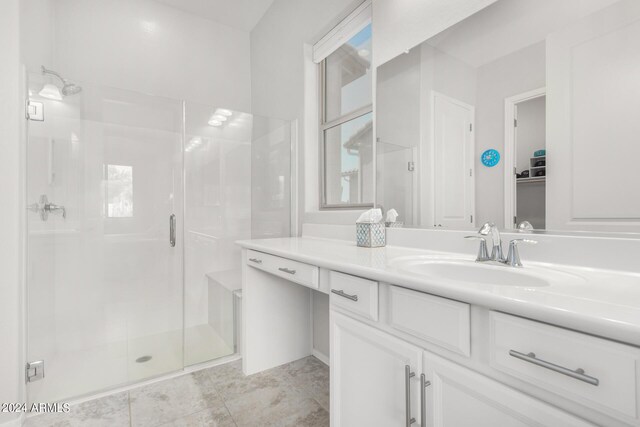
[475,41,545,226]
[0,0,23,424]
[22,0,251,111]
[250,0,365,231]
[377,50,421,151]
[250,0,363,358]
[372,0,497,67]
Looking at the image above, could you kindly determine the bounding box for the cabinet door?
[423,352,595,427]
[331,312,423,427]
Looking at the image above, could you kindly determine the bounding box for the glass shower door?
[183,103,253,366]
[183,103,292,366]
[25,72,184,403]
[376,140,417,226]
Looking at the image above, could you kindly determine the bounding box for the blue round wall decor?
[481,149,500,167]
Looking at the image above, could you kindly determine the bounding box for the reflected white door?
[432,92,475,228]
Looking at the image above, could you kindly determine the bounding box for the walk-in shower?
[24,69,292,404]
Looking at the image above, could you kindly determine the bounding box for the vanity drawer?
[329,271,378,321]
[490,311,640,421]
[388,286,470,356]
[246,249,319,289]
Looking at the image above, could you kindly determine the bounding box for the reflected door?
[25,72,184,403]
[433,91,475,228]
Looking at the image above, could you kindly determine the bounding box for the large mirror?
[376,0,640,233]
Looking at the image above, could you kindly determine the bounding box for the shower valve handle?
[28,194,66,221]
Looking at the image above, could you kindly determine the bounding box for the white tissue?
[356,208,383,223]
[386,209,399,223]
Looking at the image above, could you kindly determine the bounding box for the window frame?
[318,40,374,210]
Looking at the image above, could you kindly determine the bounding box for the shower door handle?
[169,214,176,247]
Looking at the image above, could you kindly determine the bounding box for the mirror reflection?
[376,0,640,233]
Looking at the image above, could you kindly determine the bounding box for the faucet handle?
[505,239,537,267]
[464,235,490,262]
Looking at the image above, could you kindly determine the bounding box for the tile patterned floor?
[25,356,329,427]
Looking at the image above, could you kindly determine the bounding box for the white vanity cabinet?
[423,352,595,427]
[331,310,595,427]
[331,312,423,427]
[239,243,640,427]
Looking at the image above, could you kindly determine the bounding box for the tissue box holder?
[356,222,386,248]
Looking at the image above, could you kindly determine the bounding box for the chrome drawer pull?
[509,350,599,386]
[405,365,416,426]
[278,267,296,275]
[249,258,262,264]
[420,374,431,427]
[330,289,358,302]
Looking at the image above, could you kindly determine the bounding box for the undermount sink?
[401,260,549,287]
[390,257,584,288]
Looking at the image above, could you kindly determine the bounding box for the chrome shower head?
[62,83,82,96]
[40,66,82,97]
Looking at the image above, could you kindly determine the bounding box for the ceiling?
[152,0,274,32]
[425,0,620,68]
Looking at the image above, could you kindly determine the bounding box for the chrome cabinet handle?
[169,214,176,247]
[249,258,262,264]
[405,365,416,426]
[278,267,296,275]
[509,350,599,386]
[420,374,431,427]
[330,289,358,302]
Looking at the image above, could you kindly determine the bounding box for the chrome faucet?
[465,222,537,267]
[479,222,504,261]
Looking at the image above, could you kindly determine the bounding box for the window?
[317,3,373,209]
[105,164,133,217]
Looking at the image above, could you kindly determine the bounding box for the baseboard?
[312,348,330,366]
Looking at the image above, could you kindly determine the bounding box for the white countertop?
[237,237,640,347]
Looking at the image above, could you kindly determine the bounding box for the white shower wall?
[21,0,252,111]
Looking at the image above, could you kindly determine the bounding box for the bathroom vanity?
[238,228,640,427]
